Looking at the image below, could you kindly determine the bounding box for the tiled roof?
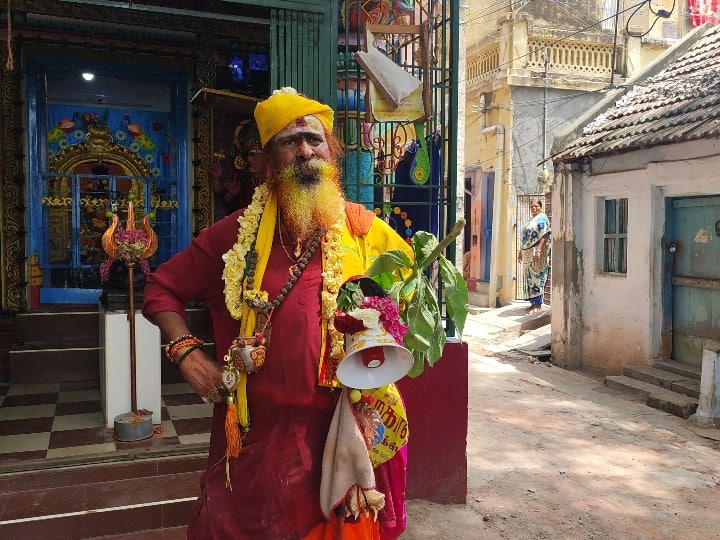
[553,23,720,160]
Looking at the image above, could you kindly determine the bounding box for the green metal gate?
[270,8,336,104]
[335,0,461,329]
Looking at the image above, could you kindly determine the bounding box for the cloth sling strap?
[233,198,376,431]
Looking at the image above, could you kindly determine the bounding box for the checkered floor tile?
[0,381,213,464]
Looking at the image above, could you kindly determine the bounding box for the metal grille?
[40,173,180,287]
[336,1,461,333]
[270,10,333,102]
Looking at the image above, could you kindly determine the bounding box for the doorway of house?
[26,54,189,304]
[669,195,720,366]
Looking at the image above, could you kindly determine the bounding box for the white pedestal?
[694,348,720,426]
[99,304,162,427]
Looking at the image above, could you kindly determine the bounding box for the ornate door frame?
[38,125,157,304]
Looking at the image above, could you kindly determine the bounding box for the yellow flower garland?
[322,207,346,365]
[222,185,346,368]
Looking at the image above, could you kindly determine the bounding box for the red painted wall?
[397,339,468,503]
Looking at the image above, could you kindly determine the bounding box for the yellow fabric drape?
[233,201,413,428]
[234,192,277,429]
[254,93,334,147]
[338,214,414,279]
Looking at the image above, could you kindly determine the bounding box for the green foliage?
[364,220,468,377]
[337,281,362,313]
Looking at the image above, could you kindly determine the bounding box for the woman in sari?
[517,199,551,313]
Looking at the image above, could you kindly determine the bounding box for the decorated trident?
[101,199,158,414]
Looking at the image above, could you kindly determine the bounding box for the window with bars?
[602,197,628,274]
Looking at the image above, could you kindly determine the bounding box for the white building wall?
[576,169,654,374]
[554,141,720,376]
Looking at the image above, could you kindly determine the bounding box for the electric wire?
[462,0,664,178]
[461,0,538,27]
[467,85,611,165]
[625,0,677,38]
[468,1,681,181]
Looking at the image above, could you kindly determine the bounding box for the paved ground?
[402,303,720,539]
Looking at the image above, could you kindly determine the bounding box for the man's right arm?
[141,219,240,402]
[147,309,224,402]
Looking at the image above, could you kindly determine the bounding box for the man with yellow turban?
[142,88,412,539]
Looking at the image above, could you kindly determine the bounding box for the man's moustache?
[294,159,326,184]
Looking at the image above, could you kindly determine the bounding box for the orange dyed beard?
[274,158,345,242]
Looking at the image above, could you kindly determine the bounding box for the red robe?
[142,208,405,539]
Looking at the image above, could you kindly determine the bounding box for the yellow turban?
[254,87,334,147]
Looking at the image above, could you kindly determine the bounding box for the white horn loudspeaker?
[336,325,413,389]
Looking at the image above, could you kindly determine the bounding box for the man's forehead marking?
[276,130,323,140]
[277,115,324,137]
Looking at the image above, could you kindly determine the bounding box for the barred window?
[602,198,627,274]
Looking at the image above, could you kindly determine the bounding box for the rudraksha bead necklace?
[243,229,324,312]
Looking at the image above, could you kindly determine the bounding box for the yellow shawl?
[232,195,412,430]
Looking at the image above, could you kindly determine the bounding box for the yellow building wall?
[465,83,517,306]
[462,0,689,307]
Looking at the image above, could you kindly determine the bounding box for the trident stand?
[111,260,154,441]
[102,200,158,441]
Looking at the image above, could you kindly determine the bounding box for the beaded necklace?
[222,182,347,383]
[243,229,323,312]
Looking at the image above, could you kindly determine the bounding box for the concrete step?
[0,453,204,538]
[519,310,551,332]
[468,290,489,308]
[8,305,213,387]
[624,365,700,399]
[8,347,99,385]
[466,279,490,294]
[15,309,99,349]
[510,323,551,353]
[653,359,702,381]
[605,375,699,419]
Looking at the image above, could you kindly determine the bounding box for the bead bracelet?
[173,343,204,370]
[165,334,193,359]
[166,335,204,362]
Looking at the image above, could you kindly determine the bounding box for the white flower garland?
[222,183,269,319]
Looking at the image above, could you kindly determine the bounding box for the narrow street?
[403,305,720,539]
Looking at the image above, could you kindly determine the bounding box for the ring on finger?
[203,388,220,403]
[205,386,229,403]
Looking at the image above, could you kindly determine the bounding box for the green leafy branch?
[364,219,468,377]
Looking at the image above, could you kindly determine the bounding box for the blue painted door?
[671,196,720,365]
[482,173,495,281]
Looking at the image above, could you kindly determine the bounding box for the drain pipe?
[482,124,506,308]
[482,124,505,186]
